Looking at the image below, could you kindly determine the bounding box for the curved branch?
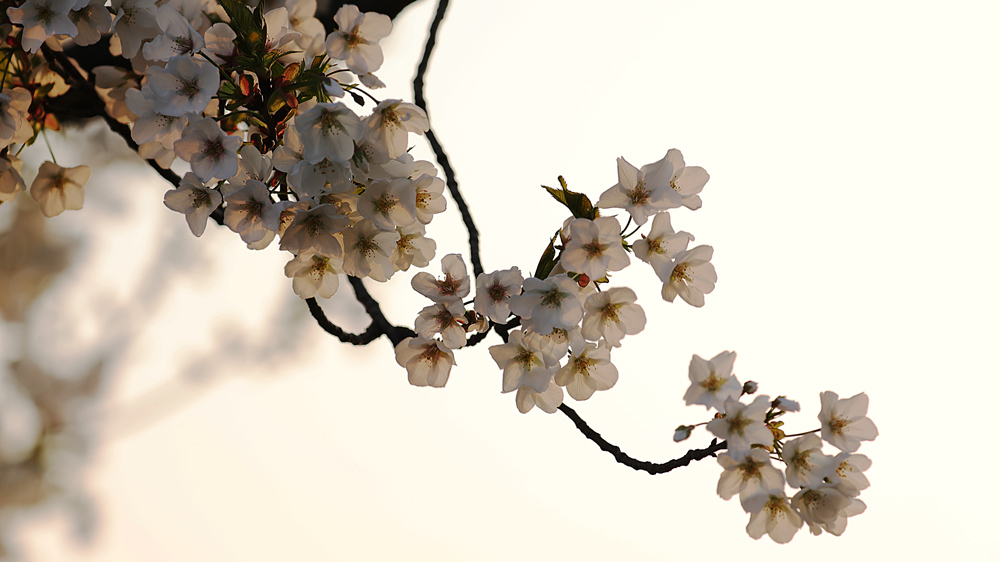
[347,276,416,346]
[557,403,727,474]
[305,297,384,345]
[412,0,484,279]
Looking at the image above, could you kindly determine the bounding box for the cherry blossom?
[340,219,399,282]
[395,337,455,388]
[0,88,34,149]
[554,339,618,401]
[223,180,280,245]
[782,434,835,489]
[163,172,222,237]
[744,492,802,544]
[414,300,467,349]
[363,99,429,159]
[597,154,681,226]
[326,4,391,74]
[489,329,562,394]
[28,161,90,217]
[661,244,717,307]
[474,267,524,323]
[515,378,564,414]
[559,217,629,281]
[284,253,343,299]
[632,212,694,281]
[818,391,879,453]
[706,395,774,456]
[0,156,26,203]
[508,275,584,336]
[279,203,350,257]
[295,102,363,165]
[390,222,436,272]
[411,253,470,303]
[580,287,646,347]
[172,117,241,182]
[716,449,785,511]
[146,55,220,117]
[6,0,78,53]
[683,350,741,411]
[664,148,710,211]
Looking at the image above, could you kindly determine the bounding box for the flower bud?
[772,396,800,412]
[673,425,693,442]
[742,380,758,395]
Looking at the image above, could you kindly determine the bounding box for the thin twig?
[305,297,384,345]
[412,0,484,278]
[558,404,728,474]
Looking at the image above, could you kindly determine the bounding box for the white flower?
[554,339,618,401]
[791,487,858,536]
[284,253,343,299]
[783,434,835,489]
[363,99,429,159]
[358,177,417,231]
[411,253,470,303]
[125,86,188,149]
[489,329,561,394]
[664,148,710,211]
[7,0,78,53]
[223,180,280,244]
[413,173,447,224]
[29,161,90,217]
[142,6,204,61]
[829,453,871,497]
[559,217,629,281]
[744,492,802,544]
[515,377,564,414]
[93,65,138,124]
[508,274,584,336]
[597,154,682,226]
[295,102,363,165]
[0,88,34,149]
[173,117,241,182]
[707,395,774,457]
[0,156,26,202]
[683,350,741,411]
[414,300,467,349]
[325,4,391,74]
[146,55,220,117]
[279,203,350,256]
[632,212,694,281]
[69,0,113,47]
[716,449,786,511]
[163,172,222,237]
[818,391,878,453]
[390,222,436,272]
[580,287,645,347]
[203,22,237,65]
[341,218,399,282]
[661,244,717,307]
[395,337,455,388]
[474,267,524,323]
[226,145,273,194]
[110,0,159,59]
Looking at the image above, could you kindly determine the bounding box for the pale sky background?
[4,0,999,560]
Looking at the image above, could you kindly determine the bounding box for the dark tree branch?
[557,404,728,475]
[347,276,416,346]
[412,0,484,279]
[306,297,385,345]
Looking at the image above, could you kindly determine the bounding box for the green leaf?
[218,0,266,58]
[534,231,560,280]
[541,175,598,220]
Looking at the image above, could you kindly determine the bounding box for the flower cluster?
[677,351,879,543]
[395,151,711,414]
[2,0,879,543]
[2,0,445,297]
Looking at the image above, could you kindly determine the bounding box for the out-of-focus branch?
[412,0,484,279]
[557,403,727,474]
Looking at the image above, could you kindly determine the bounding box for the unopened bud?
[742,380,758,395]
[673,425,693,442]
[577,273,590,287]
